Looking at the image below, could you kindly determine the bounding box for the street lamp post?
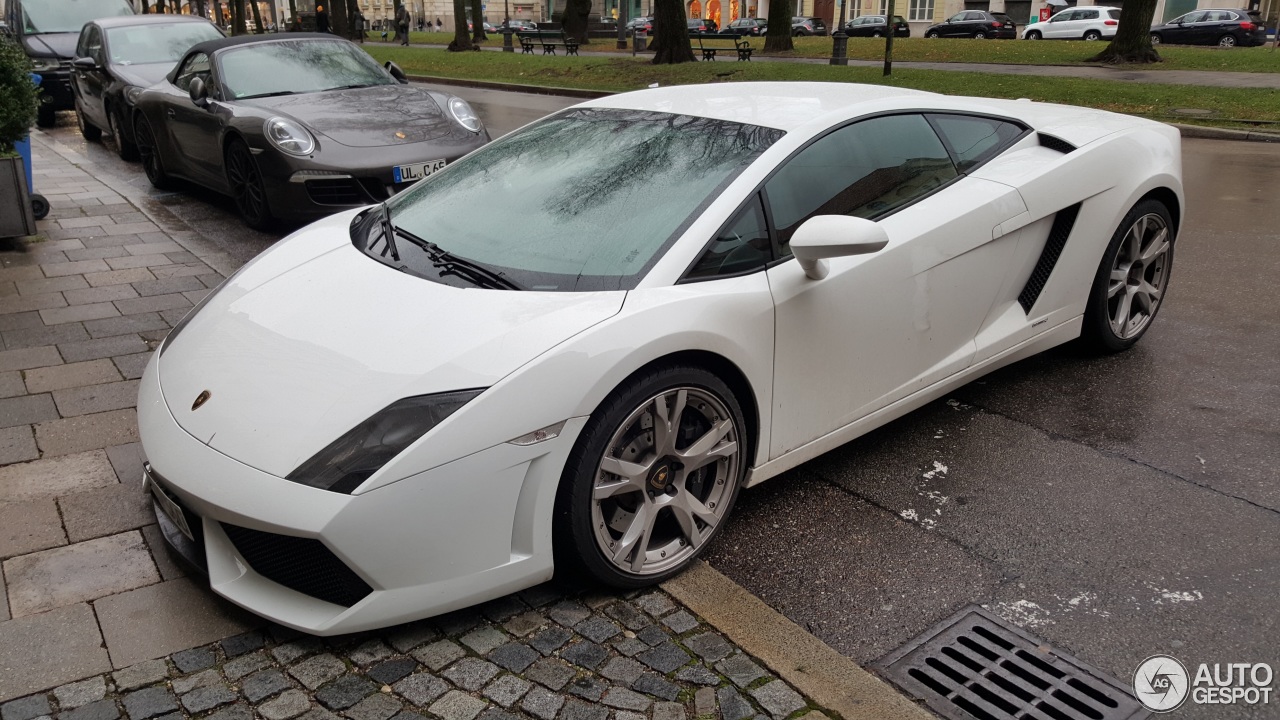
[830,0,848,64]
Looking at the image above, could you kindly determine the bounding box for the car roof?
[187,32,339,56]
[93,15,215,29]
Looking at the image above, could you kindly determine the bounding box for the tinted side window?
[686,193,771,280]
[174,52,210,91]
[765,114,956,254]
[928,114,1026,172]
[1108,9,1121,19]
[1080,9,1099,19]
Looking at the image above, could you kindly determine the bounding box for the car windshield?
[218,39,395,99]
[22,0,131,34]
[376,108,783,292]
[106,22,222,65]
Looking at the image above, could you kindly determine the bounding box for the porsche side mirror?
[189,76,210,108]
[384,61,408,84]
[72,56,97,70]
[790,215,889,280]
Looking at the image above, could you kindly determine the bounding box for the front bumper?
[37,68,75,111]
[137,351,584,635]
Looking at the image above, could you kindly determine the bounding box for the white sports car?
[138,82,1182,634]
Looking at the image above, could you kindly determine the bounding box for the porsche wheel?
[1083,199,1174,352]
[225,139,274,231]
[134,114,174,190]
[556,365,747,587]
[76,104,102,142]
[109,106,139,162]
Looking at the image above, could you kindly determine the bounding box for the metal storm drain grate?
[878,606,1148,720]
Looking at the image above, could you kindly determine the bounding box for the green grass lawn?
[366,45,1280,122]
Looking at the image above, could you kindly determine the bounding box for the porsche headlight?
[448,97,482,133]
[286,390,484,494]
[30,57,59,72]
[264,117,315,156]
[125,86,144,105]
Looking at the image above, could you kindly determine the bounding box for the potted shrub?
[0,35,38,238]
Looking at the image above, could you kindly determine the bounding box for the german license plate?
[393,159,447,184]
[147,470,194,542]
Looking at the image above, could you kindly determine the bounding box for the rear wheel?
[872,30,882,37]
[225,138,274,231]
[973,30,987,38]
[1082,199,1174,353]
[134,113,174,190]
[1149,32,1162,44]
[75,104,102,142]
[1026,30,1041,39]
[1083,29,1102,40]
[1217,34,1237,47]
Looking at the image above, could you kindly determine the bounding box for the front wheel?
[1217,34,1237,47]
[225,139,274,231]
[1149,33,1162,45]
[926,30,940,38]
[554,366,748,587]
[134,113,174,190]
[1083,30,1102,40]
[1082,199,1174,353]
[1026,30,1041,40]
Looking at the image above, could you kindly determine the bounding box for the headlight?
[125,86,143,105]
[264,116,315,156]
[448,97,482,133]
[286,390,484,494]
[30,57,59,72]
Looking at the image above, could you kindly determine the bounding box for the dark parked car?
[2,0,133,127]
[791,16,827,35]
[844,14,910,37]
[924,10,1016,38]
[1149,8,1266,47]
[71,15,223,161]
[721,17,768,36]
[688,17,710,32]
[503,19,537,31]
[626,16,653,34]
[132,34,490,230]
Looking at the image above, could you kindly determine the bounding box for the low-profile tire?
[973,31,987,39]
[36,103,56,128]
[926,30,940,38]
[75,104,102,142]
[1026,30,1041,39]
[1083,29,1102,40]
[225,138,274,231]
[134,113,174,190]
[1081,199,1175,353]
[108,105,139,161]
[554,365,748,588]
[1149,32,1162,45]
[1217,34,1237,47]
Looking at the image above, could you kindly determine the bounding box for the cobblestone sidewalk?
[1,586,829,720]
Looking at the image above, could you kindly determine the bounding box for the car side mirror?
[790,215,889,280]
[72,56,97,70]
[384,60,408,84]
[189,76,210,108]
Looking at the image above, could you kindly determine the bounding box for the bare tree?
[650,0,693,63]
[763,0,793,53]
[1088,0,1160,63]
[471,0,488,41]
[561,0,592,43]
[448,0,477,49]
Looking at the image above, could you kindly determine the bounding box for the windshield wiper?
[241,90,298,99]
[375,204,400,262]
[391,224,523,291]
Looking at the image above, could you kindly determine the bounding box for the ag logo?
[1135,654,1190,713]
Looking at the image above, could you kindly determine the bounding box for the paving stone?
[384,622,438,653]
[0,394,57,428]
[61,699,119,720]
[83,313,168,339]
[442,658,500,691]
[113,294,189,316]
[272,638,324,665]
[0,313,42,334]
[0,370,24,398]
[242,669,292,703]
[574,617,622,644]
[694,687,717,717]
[207,704,254,720]
[23,359,120,393]
[63,285,138,309]
[715,655,768,689]
[259,690,312,720]
[347,640,394,667]
[139,523,185,581]
[564,677,606,703]
[131,276,204,297]
[40,302,119,326]
[524,658,575,692]
[501,611,546,637]
[391,673,449,707]
[683,633,734,663]
[58,480,153,542]
[41,260,112,278]
[716,688,754,720]
[2,532,159,617]
[486,643,539,674]
[460,626,508,656]
[599,657,646,685]
[53,677,107,709]
[615,712,645,720]
[529,626,572,656]
[558,698,607,720]
[749,682,805,719]
[113,659,169,691]
[290,655,348,691]
[635,626,669,647]
[388,712,428,720]
[516,583,563,608]
[122,687,178,720]
[0,346,62,373]
[94,577,253,669]
[518,687,563,720]
[57,335,148,363]
[476,710,517,720]
[660,611,699,635]
[0,293,67,317]
[546,601,591,628]
[104,255,172,271]
[3,323,89,351]
[429,691,488,720]
[221,630,266,658]
[653,701,685,720]
[0,498,67,559]
[0,450,117,503]
[316,676,378,711]
[601,688,650,712]
[603,603,653,631]
[343,693,402,720]
[633,673,681,702]
[111,351,151,380]
[1,696,50,720]
[478,596,526,623]
[635,643,691,674]
[182,686,238,714]
[559,641,608,670]
[410,641,464,672]
[223,652,271,682]
[674,665,721,686]
[172,668,220,694]
[367,659,417,686]
[610,638,649,658]
[51,380,139,417]
[17,273,90,297]
[481,675,530,709]
[35,408,138,457]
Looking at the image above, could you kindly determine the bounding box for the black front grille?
[221,523,373,607]
[304,178,370,206]
[1018,202,1081,313]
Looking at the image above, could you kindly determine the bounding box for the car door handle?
[166,108,176,118]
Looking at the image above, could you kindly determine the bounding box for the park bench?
[516,29,580,55]
[689,33,753,61]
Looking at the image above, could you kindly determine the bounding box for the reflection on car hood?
[25,32,77,59]
[242,84,459,148]
[114,62,172,89]
[156,212,624,478]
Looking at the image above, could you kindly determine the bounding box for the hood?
[24,32,78,59]
[244,85,463,148]
[157,218,624,478]
[114,62,173,89]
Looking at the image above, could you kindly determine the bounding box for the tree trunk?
[1087,0,1160,63]
[764,0,794,53]
[231,0,245,34]
[287,0,297,27]
[471,0,487,41]
[393,0,404,42]
[250,0,265,32]
[650,0,694,63]
[347,0,361,38]
[882,0,894,75]
[448,0,477,49]
[330,0,349,37]
[561,0,591,43]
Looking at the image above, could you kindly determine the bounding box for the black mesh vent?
[221,523,373,607]
[305,178,370,206]
[1038,133,1077,154]
[1018,203,1081,313]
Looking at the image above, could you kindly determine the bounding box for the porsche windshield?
[106,23,223,65]
[377,108,784,292]
[22,0,131,34]
[218,40,395,99]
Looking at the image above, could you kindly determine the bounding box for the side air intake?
[1018,203,1081,313]
[1038,133,1077,154]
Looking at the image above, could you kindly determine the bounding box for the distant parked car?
[626,16,653,35]
[1023,6,1121,40]
[721,17,768,36]
[1149,8,1266,47]
[504,19,537,31]
[792,17,827,35]
[924,10,1016,38]
[844,14,910,37]
[688,18,710,32]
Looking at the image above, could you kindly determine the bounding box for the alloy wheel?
[227,143,269,226]
[135,116,165,187]
[591,387,740,575]
[1107,213,1170,340]
[1218,34,1236,47]
[1150,33,1161,44]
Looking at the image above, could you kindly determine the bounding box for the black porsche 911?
[132,34,491,230]
[72,15,224,160]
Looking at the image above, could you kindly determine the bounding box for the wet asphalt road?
[39,89,1279,718]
